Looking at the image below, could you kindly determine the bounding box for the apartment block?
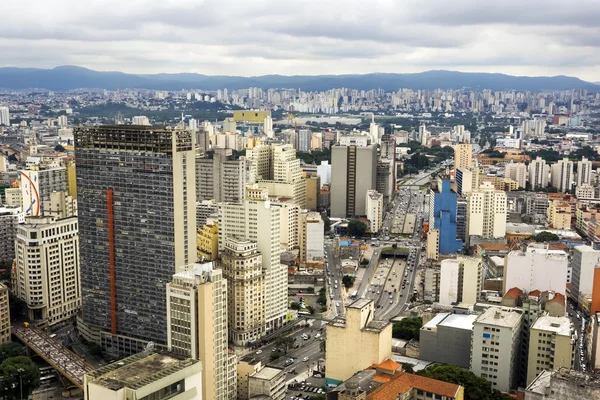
[4,187,22,207]
[466,182,507,240]
[505,162,527,189]
[551,158,574,193]
[196,148,246,203]
[577,156,593,186]
[454,143,472,170]
[528,157,550,189]
[526,316,574,385]
[570,245,600,306]
[47,190,77,218]
[197,222,219,261]
[576,184,595,199]
[304,175,320,211]
[299,211,324,263]
[0,283,10,344]
[20,166,67,216]
[237,357,285,400]
[365,190,383,234]
[439,257,483,305]
[0,206,24,264]
[420,312,477,368]
[547,200,572,229]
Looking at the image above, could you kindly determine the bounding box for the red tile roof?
[548,292,566,305]
[367,371,461,400]
[504,287,523,299]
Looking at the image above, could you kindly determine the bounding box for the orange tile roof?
[478,244,510,251]
[367,371,460,400]
[529,290,541,297]
[504,287,523,299]
[549,292,566,305]
[376,359,401,372]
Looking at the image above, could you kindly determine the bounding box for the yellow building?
[0,283,10,344]
[197,223,219,261]
[325,299,392,385]
[547,200,572,230]
[304,175,320,211]
[245,136,262,149]
[233,110,271,123]
[526,316,574,385]
[66,159,77,198]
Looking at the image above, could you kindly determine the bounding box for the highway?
[325,242,345,318]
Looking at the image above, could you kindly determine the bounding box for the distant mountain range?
[0,65,597,92]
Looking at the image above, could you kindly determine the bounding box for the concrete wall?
[419,325,473,368]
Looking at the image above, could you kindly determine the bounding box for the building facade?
[0,283,10,344]
[570,245,600,306]
[454,143,472,170]
[429,179,463,255]
[551,158,574,193]
[196,148,246,203]
[528,157,550,189]
[299,211,324,263]
[365,190,383,234]
[20,166,67,216]
[0,206,23,264]
[466,182,507,240]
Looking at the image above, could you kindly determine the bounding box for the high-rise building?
[505,162,527,189]
[547,200,571,229]
[196,148,246,203]
[197,222,219,261]
[466,182,507,240]
[263,115,274,138]
[439,257,483,305]
[526,316,574,386]
[166,262,236,400]
[551,158,574,193]
[74,125,197,353]
[298,129,312,152]
[0,207,24,264]
[471,307,522,392]
[304,175,320,211]
[577,156,593,187]
[331,143,377,218]
[455,168,474,196]
[131,115,150,125]
[428,179,463,255]
[196,128,210,154]
[0,283,10,344]
[575,184,595,199]
[20,167,67,216]
[13,216,80,328]
[376,158,395,207]
[220,237,265,346]
[4,187,22,207]
[0,107,10,126]
[218,200,286,333]
[528,157,550,189]
[317,161,331,188]
[365,190,383,234]
[299,211,324,263]
[57,115,68,127]
[47,190,77,218]
[454,143,472,170]
[570,245,600,306]
[215,132,241,151]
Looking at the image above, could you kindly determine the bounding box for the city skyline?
[0,0,599,80]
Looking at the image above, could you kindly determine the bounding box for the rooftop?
[475,307,522,328]
[422,313,449,330]
[531,316,571,336]
[438,313,478,330]
[252,366,284,381]
[349,298,372,310]
[367,371,461,400]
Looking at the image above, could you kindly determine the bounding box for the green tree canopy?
[342,275,355,289]
[0,343,25,363]
[529,231,560,243]
[0,356,40,399]
[274,336,295,354]
[392,317,422,340]
[347,219,367,237]
[323,215,331,234]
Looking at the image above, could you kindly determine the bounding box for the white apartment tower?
[299,211,324,263]
[570,245,600,306]
[366,190,384,234]
[505,163,527,189]
[263,115,274,138]
[218,200,286,333]
[528,157,550,189]
[466,182,507,239]
[0,107,9,126]
[439,257,483,306]
[577,156,593,187]
[13,216,81,327]
[317,161,331,188]
[471,307,522,393]
[551,158,574,193]
[166,262,236,400]
[454,143,473,170]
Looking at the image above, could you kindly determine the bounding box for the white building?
[298,129,312,152]
[551,158,574,193]
[131,115,150,125]
[470,307,522,392]
[57,115,68,127]
[215,132,241,151]
[317,160,331,188]
[13,216,80,327]
[528,157,550,189]
[505,163,527,189]
[439,257,483,305]
[466,182,507,239]
[366,190,384,234]
[503,243,568,295]
[576,184,596,199]
[570,245,600,306]
[20,167,68,216]
[0,107,9,126]
[577,157,593,187]
[263,115,274,138]
[166,262,236,400]
[299,211,324,263]
[0,206,23,264]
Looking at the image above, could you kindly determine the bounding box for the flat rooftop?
[252,366,283,380]
[475,307,522,328]
[438,313,478,330]
[422,313,449,330]
[349,298,372,309]
[532,316,571,336]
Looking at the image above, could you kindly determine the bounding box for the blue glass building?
[432,179,463,254]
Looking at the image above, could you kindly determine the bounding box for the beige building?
[220,237,265,346]
[271,200,299,251]
[576,184,595,199]
[13,216,80,328]
[439,256,483,306]
[547,200,572,230]
[471,307,522,392]
[551,158,574,193]
[197,222,219,261]
[237,357,285,400]
[466,182,507,240]
[577,157,593,187]
[20,166,67,217]
[526,316,574,385]
[454,143,473,170]
[166,262,236,400]
[299,211,324,263]
[47,190,77,218]
[4,187,22,207]
[528,157,550,189]
[505,162,527,189]
[0,206,24,264]
[326,299,392,384]
[196,148,246,203]
[365,190,383,234]
[84,352,202,400]
[426,229,440,260]
[304,175,320,211]
[0,283,10,344]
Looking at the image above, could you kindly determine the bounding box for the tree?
[317,288,327,306]
[274,336,295,354]
[392,317,422,340]
[289,302,301,310]
[342,275,355,289]
[0,356,40,399]
[54,144,65,152]
[323,214,331,234]
[0,343,25,363]
[402,363,415,373]
[307,305,315,315]
[320,340,326,353]
[347,219,367,237]
[529,231,560,243]
[270,351,283,361]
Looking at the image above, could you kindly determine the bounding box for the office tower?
[0,107,9,126]
[188,118,198,131]
[218,199,286,333]
[439,256,483,305]
[166,262,236,400]
[299,211,324,263]
[503,243,568,295]
[220,237,265,346]
[298,129,312,152]
[365,190,383,234]
[455,168,474,196]
[0,283,9,344]
[526,316,573,385]
[196,128,210,155]
[471,307,522,393]
[547,200,571,229]
[577,156,593,186]
[317,160,331,188]
[376,158,395,207]
[57,115,67,127]
[505,162,527,189]
[570,245,600,306]
[428,179,463,255]
[222,117,236,133]
[215,132,241,151]
[131,115,150,125]
[528,157,550,189]
[419,125,429,146]
[74,125,197,353]
[466,182,507,240]
[380,133,396,161]
[454,143,472,170]
[20,166,67,216]
[331,143,377,218]
[13,216,80,327]
[263,115,274,138]
[4,188,22,207]
[0,207,23,264]
[196,148,246,203]
[551,158,574,193]
[455,197,467,242]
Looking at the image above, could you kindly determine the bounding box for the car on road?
[302,357,309,362]
[256,350,262,355]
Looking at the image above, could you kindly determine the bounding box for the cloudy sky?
[1,0,599,80]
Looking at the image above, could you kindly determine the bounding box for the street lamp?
[17,368,23,400]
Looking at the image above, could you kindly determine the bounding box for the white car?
[256,350,262,355]
[302,357,309,362]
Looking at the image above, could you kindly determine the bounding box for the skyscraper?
[428,179,463,255]
[466,182,507,240]
[20,167,67,216]
[196,148,246,203]
[528,157,550,189]
[577,156,593,187]
[505,162,527,189]
[74,125,197,354]
[0,107,9,126]
[298,129,312,152]
[454,143,472,170]
[551,158,574,193]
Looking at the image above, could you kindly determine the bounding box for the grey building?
[298,129,312,152]
[331,144,377,218]
[456,197,467,242]
[196,148,246,203]
[376,159,394,208]
[419,312,477,368]
[74,125,197,355]
[0,207,23,264]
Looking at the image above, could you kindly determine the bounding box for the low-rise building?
[248,365,285,400]
[524,369,600,400]
[439,256,483,306]
[419,312,477,368]
[367,369,464,400]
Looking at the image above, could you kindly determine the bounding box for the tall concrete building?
[454,143,472,170]
[376,158,395,207]
[20,166,67,216]
[471,307,523,393]
[551,158,574,193]
[0,283,10,344]
[221,237,265,346]
[196,148,246,203]
[577,156,593,187]
[526,316,574,386]
[0,106,9,126]
[298,129,312,152]
[218,199,286,333]
[74,125,197,354]
[299,211,324,263]
[365,190,383,234]
[420,312,477,368]
[13,216,80,328]
[0,206,24,264]
[466,182,507,240]
[570,245,600,306]
[331,143,377,218]
[263,115,274,138]
[528,157,550,189]
[439,257,483,305]
[455,168,477,196]
[547,200,571,230]
[317,160,331,188]
[505,162,527,189]
[166,262,236,400]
